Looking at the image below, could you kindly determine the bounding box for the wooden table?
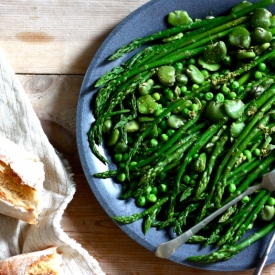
[1,1,274,274]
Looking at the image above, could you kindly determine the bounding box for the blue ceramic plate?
[76,0,275,271]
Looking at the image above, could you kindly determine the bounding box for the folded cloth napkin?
[0,48,105,275]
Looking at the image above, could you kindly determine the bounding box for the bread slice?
[0,135,44,224]
[0,247,63,275]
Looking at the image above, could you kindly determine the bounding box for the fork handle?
[253,229,275,275]
[155,184,261,259]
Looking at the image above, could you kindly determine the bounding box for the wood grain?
[18,74,275,275]
[0,0,148,74]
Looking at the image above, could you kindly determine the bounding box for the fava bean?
[186,64,205,84]
[167,114,186,129]
[157,66,176,86]
[259,205,275,221]
[107,128,120,146]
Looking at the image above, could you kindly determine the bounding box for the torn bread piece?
[0,247,63,275]
[0,135,45,224]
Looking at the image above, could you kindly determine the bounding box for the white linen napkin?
[0,48,105,275]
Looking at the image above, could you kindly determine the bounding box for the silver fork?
[155,169,275,259]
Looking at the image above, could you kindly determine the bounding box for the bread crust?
[0,247,63,275]
[0,135,45,224]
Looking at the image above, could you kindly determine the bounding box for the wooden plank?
[0,0,148,74]
[18,74,275,274]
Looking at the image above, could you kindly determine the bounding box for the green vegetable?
[252,27,273,44]
[251,8,272,29]
[259,205,275,221]
[204,101,227,123]
[203,41,227,63]
[228,26,251,48]
[186,64,205,84]
[137,95,158,114]
[157,66,176,86]
[90,0,275,264]
[168,10,193,27]
[224,99,245,119]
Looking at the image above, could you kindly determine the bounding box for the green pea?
[151,186,158,196]
[180,86,188,93]
[150,138,158,147]
[160,133,169,142]
[191,104,200,112]
[146,193,157,203]
[164,88,174,100]
[201,69,209,77]
[116,173,126,182]
[174,62,184,73]
[122,153,129,162]
[215,93,225,103]
[188,58,196,65]
[223,55,231,66]
[192,84,200,92]
[113,140,128,153]
[258,62,267,72]
[228,92,237,100]
[183,175,191,184]
[145,186,152,194]
[107,128,120,146]
[231,81,239,91]
[205,92,214,101]
[158,183,168,193]
[221,85,230,94]
[254,71,263,80]
[113,153,123,163]
[243,149,252,161]
[267,197,275,206]
[152,92,161,101]
[136,196,146,207]
[253,148,261,156]
[228,183,236,193]
[182,107,190,117]
[166,129,175,137]
[241,196,250,204]
[186,64,205,84]
[118,162,126,169]
[159,120,167,130]
[129,161,138,167]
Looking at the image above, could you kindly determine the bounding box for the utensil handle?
[155,185,260,259]
[253,230,275,275]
